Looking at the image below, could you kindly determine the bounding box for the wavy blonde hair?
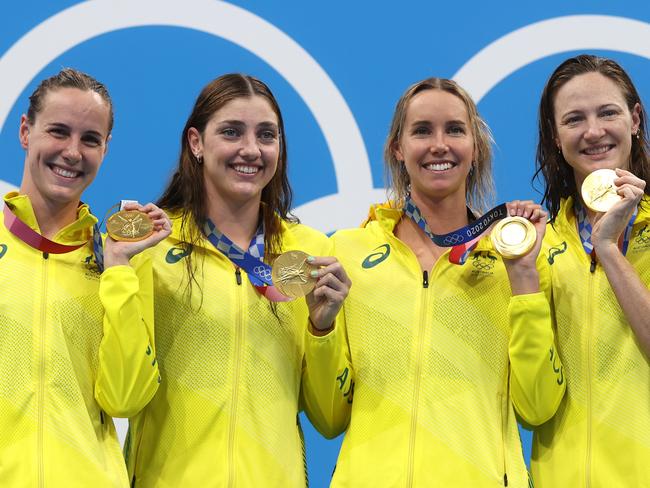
[384,78,494,213]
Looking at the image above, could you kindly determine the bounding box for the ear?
[393,141,404,163]
[19,114,30,150]
[187,127,203,156]
[632,102,641,135]
[103,134,112,157]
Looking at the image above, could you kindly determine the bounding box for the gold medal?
[106,210,154,242]
[271,250,318,298]
[491,216,536,259]
[581,168,621,213]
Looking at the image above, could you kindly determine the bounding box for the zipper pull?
[43,251,49,259]
[503,472,508,486]
[422,270,429,288]
[235,267,242,285]
[590,250,597,273]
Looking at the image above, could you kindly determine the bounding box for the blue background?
[2,2,650,486]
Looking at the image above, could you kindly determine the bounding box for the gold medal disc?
[271,250,318,298]
[491,216,536,259]
[581,169,622,213]
[106,210,154,242]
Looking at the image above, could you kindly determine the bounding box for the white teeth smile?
[233,165,259,174]
[51,165,80,178]
[424,162,454,171]
[583,145,612,155]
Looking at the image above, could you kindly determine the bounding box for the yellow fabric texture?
[531,196,650,488]
[0,192,159,487]
[125,214,330,487]
[304,204,565,487]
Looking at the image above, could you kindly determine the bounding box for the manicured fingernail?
[307,255,315,262]
[310,270,319,278]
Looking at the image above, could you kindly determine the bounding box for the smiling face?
[188,95,280,209]
[553,71,641,187]
[393,89,474,204]
[19,87,111,208]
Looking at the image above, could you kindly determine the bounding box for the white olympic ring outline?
[2,12,650,231]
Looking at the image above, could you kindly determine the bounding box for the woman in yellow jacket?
[304,78,566,487]
[530,55,650,487]
[0,68,171,486]
[125,74,350,487]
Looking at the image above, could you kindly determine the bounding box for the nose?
[429,132,449,155]
[239,133,262,161]
[584,117,606,141]
[62,137,82,163]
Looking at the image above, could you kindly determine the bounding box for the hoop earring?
[195,153,203,164]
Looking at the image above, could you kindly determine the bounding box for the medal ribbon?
[3,203,104,271]
[575,201,637,257]
[403,196,508,264]
[203,218,290,302]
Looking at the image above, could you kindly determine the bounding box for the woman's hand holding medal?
[588,168,645,252]
[103,202,172,267]
[304,256,351,335]
[501,200,548,295]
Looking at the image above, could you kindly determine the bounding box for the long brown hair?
[534,54,650,221]
[158,74,295,294]
[384,77,495,213]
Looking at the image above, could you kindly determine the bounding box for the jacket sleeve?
[94,254,160,418]
[508,257,566,426]
[301,311,354,439]
[300,233,354,438]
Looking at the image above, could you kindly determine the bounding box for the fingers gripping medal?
[271,250,318,298]
[581,169,622,213]
[491,217,536,259]
[106,200,154,242]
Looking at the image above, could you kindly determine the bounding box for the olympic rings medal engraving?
[106,210,154,242]
[271,250,318,298]
[581,169,622,213]
[491,216,536,259]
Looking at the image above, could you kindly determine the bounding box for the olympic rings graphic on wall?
[3,10,650,230]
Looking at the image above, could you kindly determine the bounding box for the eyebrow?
[560,103,622,118]
[46,122,104,138]
[409,119,467,126]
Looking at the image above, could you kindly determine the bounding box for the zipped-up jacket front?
[125,214,330,487]
[304,204,565,487]
[0,192,160,487]
[531,197,650,488]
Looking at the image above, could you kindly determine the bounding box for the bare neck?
[408,191,470,234]
[206,193,261,250]
[395,192,470,270]
[21,190,80,240]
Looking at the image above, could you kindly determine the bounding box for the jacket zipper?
[228,270,245,487]
[498,392,508,486]
[585,265,596,488]
[38,252,49,488]
[405,274,430,487]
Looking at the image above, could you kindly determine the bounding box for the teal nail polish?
[307,255,315,262]
[310,270,319,278]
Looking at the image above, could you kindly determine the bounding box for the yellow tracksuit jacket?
[125,214,330,487]
[304,204,565,487]
[531,197,650,488]
[0,192,159,487]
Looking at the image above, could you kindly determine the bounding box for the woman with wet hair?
[0,68,171,485]
[125,73,350,487]
[530,54,650,487]
[305,77,565,487]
